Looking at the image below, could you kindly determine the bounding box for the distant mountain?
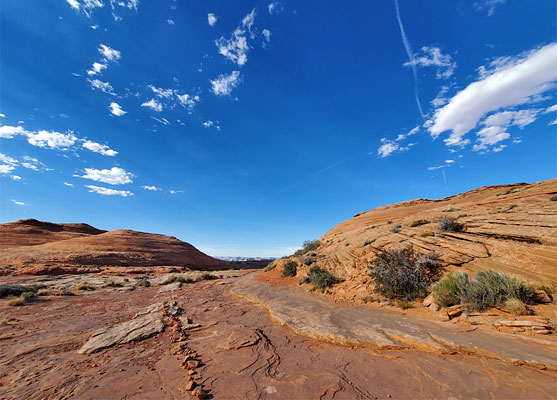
[0,219,228,270]
[217,256,276,262]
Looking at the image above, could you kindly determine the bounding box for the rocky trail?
[1,271,556,399]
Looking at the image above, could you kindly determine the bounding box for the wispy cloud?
[141,98,163,112]
[11,199,25,206]
[77,167,133,185]
[393,0,424,117]
[210,71,241,96]
[88,78,115,95]
[474,0,507,16]
[82,140,118,156]
[215,9,256,66]
[86,185,133,197]
[143,185,161,191]
[87,62,107,76]
[403,46,456,79]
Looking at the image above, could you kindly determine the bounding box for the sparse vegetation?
[364,238,376,246]
[345,242,350,246]
[386,220,393,224]
[368,247,442,300]
[0,284,38,298]
[308,266,341,291]
[137,278,151,287]
[433,269,535,311]
[361,295,376,303]
[77,282,95,291]
[263,261,276,272]
[391,224,402,233]
[438,216,464,233]
[57,289,75,296]
[198,273,217,281]
[419,231,434,238]
[37,289,50,296]
[298,276,311,285]
[292,240,321,256]
[303,257,314,266]
[504,298,529,315]
[103,280,123,288]
[410,219,430,227]
[458,214,468,218]
[161,275,194,285]
[396,299,412,310]
[282,261,297,277]
[550,195,557,202]
[443,207,460,212]
[538,284,554,298]
[7,291,35,307]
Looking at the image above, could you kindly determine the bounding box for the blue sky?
[1,0,556,257]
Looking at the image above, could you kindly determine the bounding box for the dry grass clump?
[504,298,530,315]
[410,219,430,227]
[77,282,95,291]
[419,231,434,238]
[6,291,35,306]
[438,216,464,233]
[103,280,123,288]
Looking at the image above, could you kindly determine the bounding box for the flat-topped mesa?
[0,220,228,270]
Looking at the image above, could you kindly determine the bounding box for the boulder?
[446,305,464,319]
[428,302,440,312]
[422,294,435,307]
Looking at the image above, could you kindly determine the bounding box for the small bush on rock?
[292,240,321,256]
[438,216,464,233]
[308,266,340,291]
[368,247,442,300]
[391,224,402,233]
[282,261,297,277]
[432,271,471,307]
[410,219,430,227]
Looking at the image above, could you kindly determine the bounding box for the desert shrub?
[458,214,468,218]
[37,289,50,296]
[103,280,123,288]
[364,238,376,246]
[504,298,529,315]
[57,289,75,296]
[361,295,376,304]
[345,242,350,246]
[433,269,535,311]
[368,247,442,300]
[303,257,314,266]
[198,273,217,281]
[77,282,95,291]
[538,285,554,297]
[432,271,471,307]
[391,224,402,233]
[7,296,25,307]
[386,220,393,224]
[396,299,412,310]
[0,284,37,298]
[263,261,276,272]
[419,231,434,238]
[438,216,464,233]
[443,207,460,212]
[308,266,340,290]
[162,275,194,285]
[293,240,321,256]
[550,195,557,202]
[410,219,430,227]
[298,276,311,285]
[137,278,151,287]
[21,292,35,301]
[282,261,297,277]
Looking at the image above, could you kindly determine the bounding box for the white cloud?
[87,62,107,76]
[395,126,419,142]
[215,9,255,66]
[430,43,557,147]
[546,104,557,113]
[143,185,161,191]
[202,121,214,128]
[167,19,174,25]
[78,167,133,185]
[474,0,506,16]
[88,78,115,95]
[210,71,241,96]
[109,102,127,116]
[82,140,118,156]
[0,113,5,118]
[377,141,399,158]
[86,185,133,197]
[549,118,557,126]
[150,116,170,125]
[268,1,279,14]
[11,199,25,206]
[472,125,510,152]
[262,29,271,46]
[21,162,38,171]
[66,0,80,10]
[98,44,121,62]
[26,130,77,149]
[208,13,217,26]
[10,175,22,180]
[0,125,28,139]
[481,109,539,129]
[176,93,200,110]
[169,189,183,194]
[149,85,174,99]
[445,159,455,164]
[0,164,15,174]
[141,98,163,112]
[63,182,74,187]
[404,46,456,79]
[0,153,18,165]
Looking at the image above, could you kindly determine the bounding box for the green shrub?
[539,285,554,298]
[298,276,311,285]
[308,266,340,291]
[438,216,464,232]
[303,257,314,266]
[410,219,430,227]
[368,247,442,300]
[504,298,529,315]
[433,269,535,311]
[432,271,471,307]
[292,240,321,256]
[391,224,401,233]
[0,284,37,298]
[282,261,297,277]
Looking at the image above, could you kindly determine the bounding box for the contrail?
[394,0,425,118]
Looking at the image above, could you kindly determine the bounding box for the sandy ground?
[1,271,556,399]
